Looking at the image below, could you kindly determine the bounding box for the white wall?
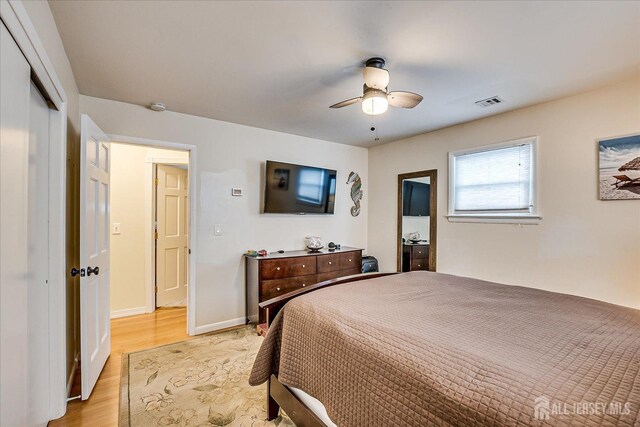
[109,143,188,318]
[80,95,369,331]
[369,76,640,309]
[402,216,430,242]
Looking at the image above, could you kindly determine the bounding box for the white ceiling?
[49,1,640,147]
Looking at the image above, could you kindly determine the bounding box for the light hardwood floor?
[50,307,189,427]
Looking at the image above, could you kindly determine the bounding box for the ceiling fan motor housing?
[365,57,386,69]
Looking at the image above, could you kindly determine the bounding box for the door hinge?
[155,178,159,185]
[155,286,158,293]
[155,231,158,240]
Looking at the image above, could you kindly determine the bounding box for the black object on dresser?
[245,247,363,324]
[402,243,429,272]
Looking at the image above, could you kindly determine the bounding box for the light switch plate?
[112,223,121,235]
[214,224,223,236]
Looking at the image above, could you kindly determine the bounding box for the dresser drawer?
[316,254,341,273]
[412,245,428,259]
[260,257,316,280]
[261,274,317,300]
[317,267,361,283]
[411,259,429,271]
[339,251,361,270]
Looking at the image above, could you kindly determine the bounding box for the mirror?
[397,170,437,272]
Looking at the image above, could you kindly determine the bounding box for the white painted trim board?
[195,317,247,335]
[110,307,148,319]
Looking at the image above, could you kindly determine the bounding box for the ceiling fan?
[330,57,423,115]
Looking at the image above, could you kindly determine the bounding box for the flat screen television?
[402,181,430,216]
[263,160,337,214]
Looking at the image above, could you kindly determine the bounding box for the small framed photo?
[271,168,289,190]
[599,134,640,200]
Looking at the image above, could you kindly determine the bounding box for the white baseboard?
[195,317,246,335]
[66,353,79,397]
[110,306,147,319]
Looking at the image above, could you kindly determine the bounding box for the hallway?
[50,308,188,426]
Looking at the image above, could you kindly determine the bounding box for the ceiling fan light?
[362,91,388,115]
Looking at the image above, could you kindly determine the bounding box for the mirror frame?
[397,169,438,272]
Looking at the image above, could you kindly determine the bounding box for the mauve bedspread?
[249,271,640,426]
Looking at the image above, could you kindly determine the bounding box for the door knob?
[87,266,100,276]
[70,267,85,277]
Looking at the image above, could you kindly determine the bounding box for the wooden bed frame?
[258,272,397,426]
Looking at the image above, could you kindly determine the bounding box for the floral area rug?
[120,326,294,426]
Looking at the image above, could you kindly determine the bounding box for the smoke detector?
[149,102,166,112]
[475,96,504,108]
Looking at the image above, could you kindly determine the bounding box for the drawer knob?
[276,267,280,271]
[302,264,305,268]
[302,284,306,287]
[348,259,352,262]
[276,287,281,291]
[417,264,421,268]
[418,251,422,254]
[328,261,332,265]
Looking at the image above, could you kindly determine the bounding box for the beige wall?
[369,76,640,309]
[80,95,369,332]
[21,0,82,387]
[109,143,188,317]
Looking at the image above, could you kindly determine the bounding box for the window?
[448,136,539,223]
[296,168,326,205]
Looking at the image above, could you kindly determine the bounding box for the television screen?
[403,181,430,216]
[263,160,337,214]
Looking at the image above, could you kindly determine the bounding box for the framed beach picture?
[598,133,640,200]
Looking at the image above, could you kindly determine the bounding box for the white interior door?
[156,164,189,307]
[80,114,111,400]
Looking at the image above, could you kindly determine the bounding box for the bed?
[249,271,640,426]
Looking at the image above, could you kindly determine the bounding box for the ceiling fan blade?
[387,91,423,108]
[363,66,390,90]
[329,97,362,109]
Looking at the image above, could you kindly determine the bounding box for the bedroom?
[0,1,638,426]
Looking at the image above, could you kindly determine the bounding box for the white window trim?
[447,136,541,224]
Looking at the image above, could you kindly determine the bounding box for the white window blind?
[453,142,533,213]
[297,169,325,204]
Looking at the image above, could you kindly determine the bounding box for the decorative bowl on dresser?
[245,247,363,334]
[402,242,430,272]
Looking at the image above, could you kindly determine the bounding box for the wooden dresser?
[246,247,363,324]
[402,243,430,272]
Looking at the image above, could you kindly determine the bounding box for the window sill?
[446,214,541,224]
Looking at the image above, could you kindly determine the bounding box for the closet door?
[1,19,32,427]
[0,20,51,427]
[27,81,51,425]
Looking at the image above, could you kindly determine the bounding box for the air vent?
[475,96,504,107]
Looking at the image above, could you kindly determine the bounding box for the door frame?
[109,134,197,335]
[1,0,68,419]
[147,158,189,312]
